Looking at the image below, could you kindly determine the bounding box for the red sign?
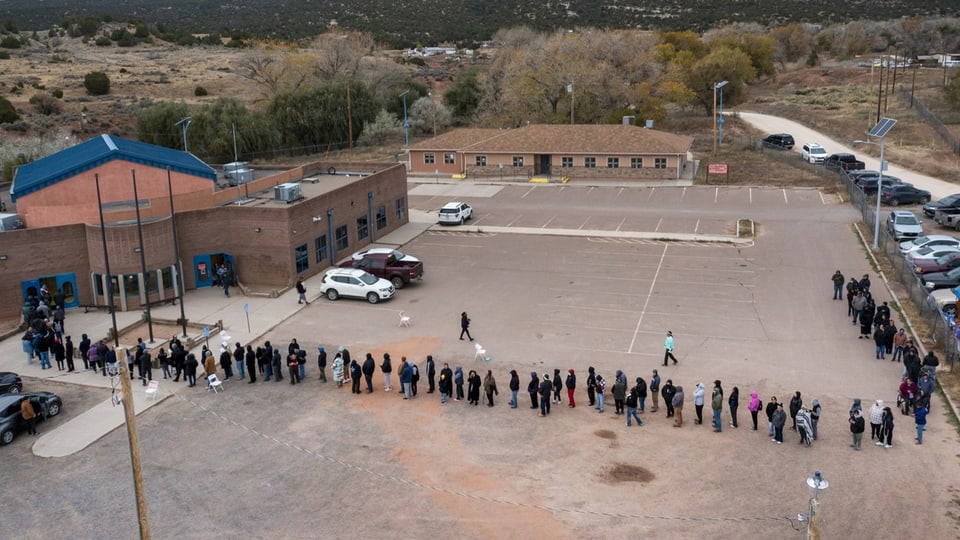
[708,163,728,174]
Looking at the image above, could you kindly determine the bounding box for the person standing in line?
[79,334,91,371]
[877,406,894,448]
[851,291,867,325]
[765,397,779,436]
[831,270,845,300]
[538,374,553,416]
[728,386,739,428]
[316,346,326,382]
[272,347,283,382]
[203,351,217,388]
[459,312,473,341]
[595,374,607,413]
[297,349,307,381]
[846,277,859,317]
[296,277,308,304]
[662,379,676,418]
[425,355,436,394]
[552,369,562,404]
[663,331,678,366]
[508,369,520,408]
[262,347,272,382]
[233,342,245,381]
[362,353,376,393]
[139,348,152,386]
[772,403,786,444]
[850,409,865,450]
[635,377,648,413]
[915,401,927,444]
[184,353,199,387]
[711,380,724,432]
[789,391,803,430]
[288,352,301,385]
[380,353,391,390]
[332,352,344,387]
[808,397,820,440]
[693,383,705,425]
[467,369,481,405]
[21,397,37,436]
[410,361,420,396]
[586,367,597,407]
[796,406,813,446]
[439,363,453,404]
[339,346,351,382]
[873,324,886,360]
[671,385,685,427]
[565,369,576,408]
[158,348,170,379]
[483,370,498,407]
[53,337,65,371]
[626,385,643,427]
[868,400,884,441]
[246,345,257,383]
[172,344,186,382]
[219,345,233,381]
[612,372,626,415]
[892,328,908,363]
[649,369,660,412]
[454,366,464,401]
[400,358,414,399]
[65,335,75,372]
[349,358,362,393]
[527,371,540,409]
[747,391,761,431]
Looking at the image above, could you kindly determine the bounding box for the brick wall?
[0,224,92,314]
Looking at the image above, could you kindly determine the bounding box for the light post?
[799,470,828,540]
[567,83,574,124]
[399,91,410,147]
[712,80,728,156]
[855,117,897,249]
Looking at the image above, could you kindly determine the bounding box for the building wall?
[0,223,92,312]
[409,150,463,175]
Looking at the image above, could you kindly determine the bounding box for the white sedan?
[900,235,960,254]
[905,246,960,263]
[319,268,395,304]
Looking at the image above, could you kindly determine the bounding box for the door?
[21,273,79,308]
[538,154,551,176]
[54,274,79,308]
[194,254,212,288]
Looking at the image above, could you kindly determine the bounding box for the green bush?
[94,36,112,47]
[0,36,21,49]
[0,95,19,123]
[0,50,9,60]
[194,86,208,96]
[51,88,63,99]
[83,71,110,95]
[29,93,61,115]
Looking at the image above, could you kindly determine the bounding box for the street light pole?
[399,91,410,147]
[712,80,728,156]
[855,117,897,249]
[804,470,828,540]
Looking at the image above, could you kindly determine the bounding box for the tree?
[444,68,482,123]
[268,78,377,150]
[409,96,452,136]
[768,24,812,66]
[683,47,756,113]
[237,50,310,99]
[358,109,402,147]
[0,95,18,123]
[946,69,960,110]
[136,101,191,150]
[83,71,110,95]
[310,30,374,79]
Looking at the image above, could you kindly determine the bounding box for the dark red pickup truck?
[340,252,423,289]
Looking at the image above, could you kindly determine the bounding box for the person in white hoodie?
[869,400,884,441]
[693,383,705,425]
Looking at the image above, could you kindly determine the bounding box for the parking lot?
[6,183,959,538]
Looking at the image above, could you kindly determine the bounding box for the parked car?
[880,184,931,206]
[924,193,960,218]
[800,143,828,163]
[928,288,958,317]
[0,391,62,445]
[761,133,795,150]
[899,234,959,253]
[847,170,881,182]
[886,210,923,241]
[923,266,960,290]
[0,373,22,395]
[913,252,960,275]
[350,248,420,263]
[319,268,395,304]
[905,245,960,263]
[438,202,473,225]
[824,153,866,171]
[340,251,424,289]
[857,175,902,194]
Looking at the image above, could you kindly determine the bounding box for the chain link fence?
[840,171,958,366]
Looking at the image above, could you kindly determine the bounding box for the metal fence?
[840,171,958,366]
[898,85,960,156]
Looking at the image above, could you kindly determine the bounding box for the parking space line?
[819,191,826,205]
[506,214,524,227]
[694,219,700,233]
[520,186,536,199]
[617,187,624,198]
[542,215,557,228]
[782,188,788,204]
[681,186,687,201]
[714,188,719,204]
[578,216,591,230]
[471,214,487,225]
[647,188,655,200]
[616,217,626,231]
[588,186,595,195]
[749,188,753,204]
[654,218,663,232]
[628,244,668,354]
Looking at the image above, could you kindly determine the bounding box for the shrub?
[83,71,110,95]
[51,88,63,99]
[0,36,20,49]
[95,36,112,47]
[0,51,9,60]
[194,86,208,96]
[0,95,19,122]
[29,93,61,115]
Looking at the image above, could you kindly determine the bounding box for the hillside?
[4,0,956,47]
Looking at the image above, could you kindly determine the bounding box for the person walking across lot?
[459,312,473,341]
[296,277,308,304]
[663,331,678,366]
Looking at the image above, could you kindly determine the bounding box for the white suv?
[801,143,828,164]
[438,202,473,225]
[319,268,395,304]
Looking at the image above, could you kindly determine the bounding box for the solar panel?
[868,117,897,138]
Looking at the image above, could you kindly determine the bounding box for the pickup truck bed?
[935,207,960,229]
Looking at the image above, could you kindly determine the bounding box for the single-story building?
[408,124,694,181]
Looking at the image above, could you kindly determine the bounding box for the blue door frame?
[21,273,80,308]
[193,253,234,288]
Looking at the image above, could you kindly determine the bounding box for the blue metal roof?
[10,134,217,201]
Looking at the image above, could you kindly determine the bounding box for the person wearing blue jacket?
[400,357,414,399]
[663,331,677,366]
[915,403,928,444]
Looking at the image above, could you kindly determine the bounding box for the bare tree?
[310,30,375,79]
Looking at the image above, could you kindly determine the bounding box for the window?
[123,274,140,297]
[631,157,643,169]
[295,244,308,273]
[561,156,573,168]
[335,225,349,251]
[144,270,158,296]
[475,155,487,166]
[357,215,369,240]
[607,157,619,168]
[512,156,524,167]
[655,158,667,169]
[160,267,174,292]
[444,153,455,164]
[315,235,328,264]
[376,205,387,230]
[395,197,406,221]
[424,153,435,164]
[584,157,596,168]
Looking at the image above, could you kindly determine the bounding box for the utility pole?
[117,346,151,539]
[804,470,828,540]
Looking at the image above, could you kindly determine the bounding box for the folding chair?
[207,374,224,393]
[399,311,411,328]
[145,380,160,401]
[474,343,486,361]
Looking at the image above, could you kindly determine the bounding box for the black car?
[858,175,902,194]
[923,193,960,218]
[0,372,22,394]
[824,153,866,171]
[922,266,960,290]
[761,133,794,150]
[0,391,62,445]
[881,184,931,206]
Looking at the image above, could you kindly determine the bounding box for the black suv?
[761,133,795,150]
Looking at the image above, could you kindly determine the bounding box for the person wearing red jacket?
[899,378,918,415]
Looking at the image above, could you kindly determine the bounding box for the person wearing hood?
[399,358,413,399]
[789,391,802,430]
[595,374,607,413]
[439,363,453,404]
[565,369,577,408]
[362,353,376,393]
[849,398,862,419]
[538,374,553,416]
[772,403,787,444]
[508,369,520,408]
[315,346,326,382]
[649,370,661,412]
[272,347,283,382]
[662,379,676,418]
[727,386,739,429]
[380,353,392,391]
[332,351,344,387]
[850,409,865,450]
[765,396,779,436]
[671,385,685,427]
[711,380,724,432]
[552,369,563,404]
[915,401,928,444]
[877,406,894,448]
[626,383,643,427]
[586,367,597,407]
[612,372,627,415]
[693,383,706,425]
[635,377,648,413]
[425,355,436,394]
[869,400,884,441]
[467,369,481,405]
[483,370,498,407]
[527,371,540,409]
[349,358,362,393]
[454,366,465,401]
[810,399,821,440]
[922,351,940,380]
[747,391,762,431]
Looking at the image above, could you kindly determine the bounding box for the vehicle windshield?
[911,236,930,246]
[937,253,959,264]
[359,272,378,285]
[915,247,934,256]
[939,195,960,205]
[812,148,827,155]
[896,215,920,225]
[948,267,960,279]
[391,250,406,259]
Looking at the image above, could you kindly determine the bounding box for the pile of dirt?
[602,463,655,484]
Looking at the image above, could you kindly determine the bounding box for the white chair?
[207,374,224,393]
[145,380,160,401]
[474,343,486,361]
[399,311,411,327]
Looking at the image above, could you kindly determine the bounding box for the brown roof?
[412,124,693,155]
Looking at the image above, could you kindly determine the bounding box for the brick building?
[1,135,408,323]
[408,124,694,181]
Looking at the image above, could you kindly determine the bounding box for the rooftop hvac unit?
[274,182,302,203]
[0,213,22,231]
[223,161,249,175]
[226,169,254,186]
